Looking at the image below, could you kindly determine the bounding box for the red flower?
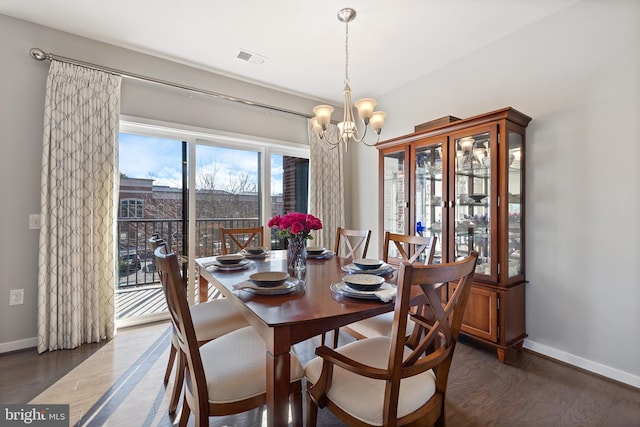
[269,212,323,239]
[291,221,304,234]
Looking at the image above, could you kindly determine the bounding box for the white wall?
[350,0,640,387]
[0,14,320,352]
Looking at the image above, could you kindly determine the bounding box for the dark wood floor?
[1,322,638,426]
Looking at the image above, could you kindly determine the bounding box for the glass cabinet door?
[506,130,523,278]
[382,149,407,236]
[453,128,495,277]
[414,142,444,264]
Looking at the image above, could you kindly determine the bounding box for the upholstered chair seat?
[201,326,304,403]
[305,336,436,425]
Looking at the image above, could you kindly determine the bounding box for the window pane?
[117,133,183,321]
[194,145,261,256]
[270,154,309,249]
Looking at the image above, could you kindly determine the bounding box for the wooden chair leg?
[306,390,318,427]
[169,350,185,415]
[320,330,340,348]
[164,342,177,384]
[290,388,303,427]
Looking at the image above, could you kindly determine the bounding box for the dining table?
[195,250,400,427]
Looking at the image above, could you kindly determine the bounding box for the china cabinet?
[377,107,531,362]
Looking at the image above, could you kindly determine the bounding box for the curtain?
[37,61,121,353]
[308,120,345,250]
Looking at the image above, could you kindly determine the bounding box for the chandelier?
[311,8,386,150]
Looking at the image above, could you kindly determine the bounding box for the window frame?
[120,115,310,305]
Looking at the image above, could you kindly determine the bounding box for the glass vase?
[287,235,307,272]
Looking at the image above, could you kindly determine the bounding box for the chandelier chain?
[344,19,350,86]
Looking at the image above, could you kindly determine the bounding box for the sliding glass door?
[117,121,310,318]
[117,133,185,325]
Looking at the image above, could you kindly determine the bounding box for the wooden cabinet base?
[460,331,527,363]
[458,281,527,363]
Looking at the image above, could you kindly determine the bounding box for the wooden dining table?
[195,250,398,427]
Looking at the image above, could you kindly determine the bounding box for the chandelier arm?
[321,133,344,146]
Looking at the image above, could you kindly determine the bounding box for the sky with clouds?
[119,133,284,195]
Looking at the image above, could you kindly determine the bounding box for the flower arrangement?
[268,212,323,240]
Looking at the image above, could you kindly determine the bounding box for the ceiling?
[1,0,578,104]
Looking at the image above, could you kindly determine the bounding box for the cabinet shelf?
[456,167,490,179]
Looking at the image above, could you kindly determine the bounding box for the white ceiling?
[1,0,578,104]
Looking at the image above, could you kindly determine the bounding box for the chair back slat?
[333,227,371,259]
[383,232,437,265]
[221,226,264,254]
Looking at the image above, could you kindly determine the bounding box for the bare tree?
[196,161,219,191]
[222,172,258,217]
[195,160,220,218]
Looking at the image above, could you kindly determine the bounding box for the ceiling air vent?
[236,49,267,65]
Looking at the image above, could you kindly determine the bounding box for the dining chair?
[149,235,249,416]
[305,252,478,427]
[154,244,304,427]
[221,226,264,254]
[333,227,371,259]
[340,233,437,342]
[320,227,372,348]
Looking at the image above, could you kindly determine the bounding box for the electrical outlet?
[29,214,41,229]
[9,289,24,306]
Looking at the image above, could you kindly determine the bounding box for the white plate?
[234,278,305,295]
[207,259,251,271]
[330,281,396,300]
[342,262,394,275]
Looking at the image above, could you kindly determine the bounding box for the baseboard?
[524,340,640,389]
[0,337,38,354]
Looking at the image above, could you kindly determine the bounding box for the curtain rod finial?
[29,48,48,61]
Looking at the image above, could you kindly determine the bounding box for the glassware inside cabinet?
[414,143,443,264]
[507,131,523,278]
[454,131,491,275]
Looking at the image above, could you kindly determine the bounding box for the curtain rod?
[29,47,313,120]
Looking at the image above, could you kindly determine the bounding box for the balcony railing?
[117,217,285,288]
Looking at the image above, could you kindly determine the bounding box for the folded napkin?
[374,287,397,302]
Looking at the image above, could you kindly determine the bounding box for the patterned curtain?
[37,61,121,353]
[308,120,345,250]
